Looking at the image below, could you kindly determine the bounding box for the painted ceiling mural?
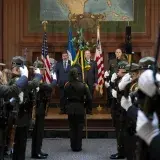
[40,0,134,21]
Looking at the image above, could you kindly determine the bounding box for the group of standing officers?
[0,49,96,160]
[0,56,57,160]
[104,48,160,160]
[1,47,160,160]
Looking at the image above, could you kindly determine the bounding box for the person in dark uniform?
[31,60,57,159]
[64,67,92,152]
[9,56,43,160]
[84,50,98,114]
[71,63,82,81]
[0,62,28,160]
[119,57,157,160]
[118,63,140,160]
[104,48,127,108]
[106,60,128,159]
[56,51,71,114]
[121,69,160,160]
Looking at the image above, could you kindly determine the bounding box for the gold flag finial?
[42,21,48,32]
[97,104,102,113]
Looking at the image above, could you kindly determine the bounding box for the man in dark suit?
[56,51,71,114]
[84,50,98,114]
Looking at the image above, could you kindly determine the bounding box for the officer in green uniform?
[105,49,128,107]
[8,56,43,160]
[64,67,92,152]
[31,60,56,159]
[107,49,128,78]
[109,60,128,159]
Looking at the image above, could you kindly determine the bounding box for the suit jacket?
[56,60,71,87]
[84,60,98,86]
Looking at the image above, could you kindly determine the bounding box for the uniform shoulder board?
[64,81,69,87]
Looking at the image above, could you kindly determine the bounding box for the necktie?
[64,61,67,70]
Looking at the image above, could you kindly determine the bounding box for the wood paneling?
[2,0,160,66]
[1,0,160,104]
[0,0,3,61]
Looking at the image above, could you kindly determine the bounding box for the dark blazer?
[84,60,98,86]
[56,60,71,87]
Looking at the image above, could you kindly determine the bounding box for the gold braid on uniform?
[130,82,138,92]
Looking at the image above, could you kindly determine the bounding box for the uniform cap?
[33,60,45,69]
[139,57,155,69]
[125,63,140,72]
[12,56,25,67]
[118,61,128,69]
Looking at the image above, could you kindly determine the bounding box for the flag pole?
[96,21,103,112]
[82,50,88,139]
[127,21,132,65]
[42,20,50,115]
[79,29,88,139]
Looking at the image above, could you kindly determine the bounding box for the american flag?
[41,32,51,84]
[94,25,104,95]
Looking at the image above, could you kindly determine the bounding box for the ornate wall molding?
[2,0,160,67]
[2,0,160,103]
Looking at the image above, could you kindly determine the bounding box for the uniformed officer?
[71,64,82,81]
[64,67,92,152]
[0,61,28,160]
[118,63,140,160]
[31,60,56,159]
[107,49,128,77]
[105,60,128,159]
[8,56,43,160]
[121,69,160,160]
[105,48,128,108]
[119,57,157,160]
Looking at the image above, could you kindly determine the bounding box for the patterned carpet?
[19,138,125,160]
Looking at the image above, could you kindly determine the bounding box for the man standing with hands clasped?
[84,50,98,115]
